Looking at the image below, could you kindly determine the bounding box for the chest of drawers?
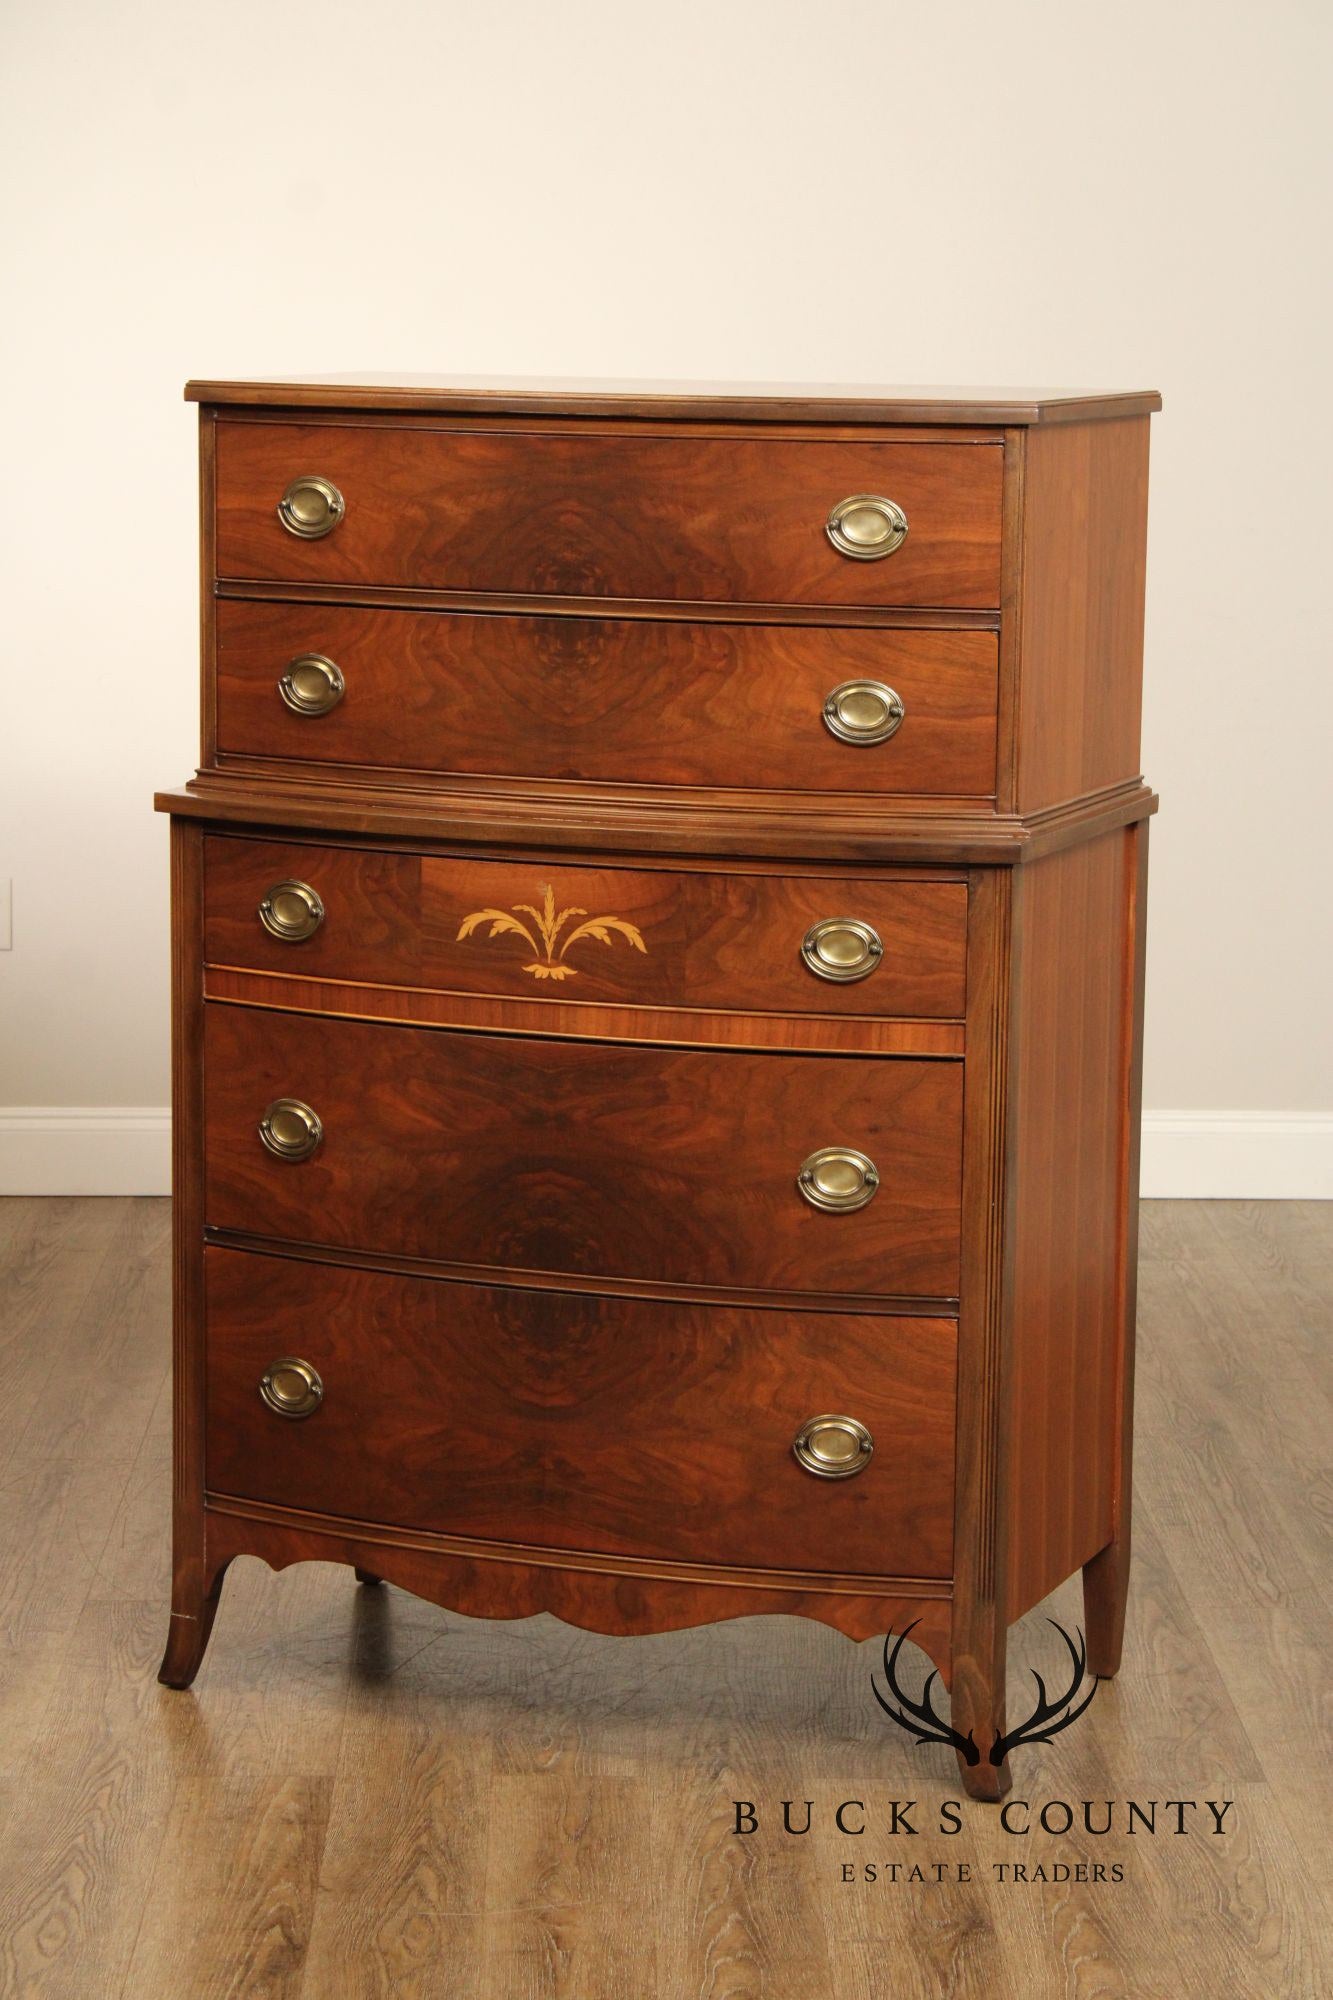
[157,377,1158,1799]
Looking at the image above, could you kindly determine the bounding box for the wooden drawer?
[203,1246,956,1577]
[203,836,969,1022]
[203,1005,963,1299]
[214,421,1003,608]
[215,600,999,798]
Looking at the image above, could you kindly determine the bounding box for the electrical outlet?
[0,879,10,950]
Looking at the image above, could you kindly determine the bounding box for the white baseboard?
[1139,1111,1333,1199]
[0,1107,1329,1201]
[0,1107,172,1196]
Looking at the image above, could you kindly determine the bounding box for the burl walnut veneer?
[157,376,1159,1800]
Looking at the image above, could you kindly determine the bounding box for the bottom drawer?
[204,1247,956,1579]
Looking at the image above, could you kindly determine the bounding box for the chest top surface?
[185,375,1161,426]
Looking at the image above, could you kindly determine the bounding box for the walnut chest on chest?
[157,376,1159,1798]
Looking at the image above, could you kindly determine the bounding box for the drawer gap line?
[202,1228,961,1317]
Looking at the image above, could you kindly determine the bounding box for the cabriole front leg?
[158,1553,232,1688]
[949,1609,1012,1802]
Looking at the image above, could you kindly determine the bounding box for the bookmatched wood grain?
[202,834,970,1021]
[203,1246,956,1577]
[214,598,999,797]
[202,1004,964,1300]
[214,421,1004,608]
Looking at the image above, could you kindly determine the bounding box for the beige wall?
[1,1,1329,1185]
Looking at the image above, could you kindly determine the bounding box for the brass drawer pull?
[798,1146,879,1212]
[278,653,345,716]
[823,679,904,746]
[793,1414,874,1478]
[825,494,908,561]
[800,917,884,984]
[277,474,345,540]
[259,1356,324,1420]
[258,1097,324,1162]
[258,879,325,943]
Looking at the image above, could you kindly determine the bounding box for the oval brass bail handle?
[277,474,345,540]
[258,879,325,943]
[800,917,884,984]
[793,1414,874,1478]
[822,679,905,746]
[278,653,345,716]
[259,1356,324,1420]
[826,494,908,561]
[258,1097,324,1162]
[797,1146,879,1213]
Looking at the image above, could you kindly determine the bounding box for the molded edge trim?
[185,378,1162,426]
[203,1489,954,1596]
[153,774,1158,866]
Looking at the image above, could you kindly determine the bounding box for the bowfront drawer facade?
[202,835,970,1022]
[203,1004,964,1298]
[160,375,1158,1805]
[204,1247,957,1577]
[214,420,1005,606]
[214,599,1000,798]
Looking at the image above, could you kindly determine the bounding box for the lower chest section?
[193,830,976,1587]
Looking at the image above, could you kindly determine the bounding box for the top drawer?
[214,421,1004,609]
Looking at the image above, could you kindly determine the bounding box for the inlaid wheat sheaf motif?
[456,882,648,982]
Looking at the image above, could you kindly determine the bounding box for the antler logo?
[457,883,647,982]
[871,1619,1097,1767]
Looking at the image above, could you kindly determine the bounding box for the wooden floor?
[0,1199,1328,1998]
